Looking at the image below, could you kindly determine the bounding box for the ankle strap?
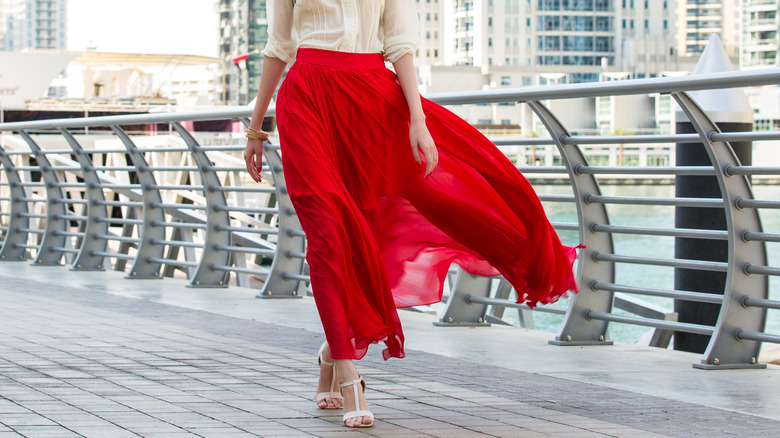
[339,378,362,389]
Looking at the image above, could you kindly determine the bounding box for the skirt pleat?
[276,49,581,360]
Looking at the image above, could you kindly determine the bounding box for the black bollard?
[673,123,752,353]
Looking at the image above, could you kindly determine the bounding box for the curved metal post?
[673,92,768,369]
[19,131,68,266]
[434,269,493,327]
[240,118,306,298]
[111,125,166,279]
[0,144,30,261]
[61,128,109,271]
[172,122,230,287]
[258,146,306,298]
[527,101,615,346]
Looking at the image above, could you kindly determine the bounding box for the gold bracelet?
[245,127,270,141]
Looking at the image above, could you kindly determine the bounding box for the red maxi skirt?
[275,48,581,360]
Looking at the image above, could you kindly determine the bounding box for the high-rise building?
[616,0,677,78]
[536,0,617,83]
[741,0,779,68]
[218,0,269,105]
[427,1,676,84]
[676,0,741,58]
[0,3,7,49]
[439,0,533,68]
[1,0,67,52]
[417,0,445,65]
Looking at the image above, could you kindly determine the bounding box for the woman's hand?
[410,119,438,178]
[244,139,264,183]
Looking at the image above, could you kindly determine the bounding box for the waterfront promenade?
[1,262,780,437]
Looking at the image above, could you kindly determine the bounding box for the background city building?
[1,0,67,51]
[676,0,741,58]
[422,1,679,84]
[616,0,678,78]
[218,0,269,105]
[741,0,779,68]
[0,2,7,48]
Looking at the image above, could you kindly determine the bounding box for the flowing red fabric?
[275,49,581,361]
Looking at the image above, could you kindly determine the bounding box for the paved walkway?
[1,263,780,437]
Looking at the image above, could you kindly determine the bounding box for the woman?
[244,0,581,428]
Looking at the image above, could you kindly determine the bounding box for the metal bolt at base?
[77,265,81,269]
[751,357,757,364]
[447,317,454,323]
[714,358,720,365]
[477,318,483,324]
[566,335,572,341]
[599,335,604,342]
[292,291,298,296]
[267,291,273,296]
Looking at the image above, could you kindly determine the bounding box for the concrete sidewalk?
[1,263,779,437]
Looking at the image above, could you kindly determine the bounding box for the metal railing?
[2,68,780,369]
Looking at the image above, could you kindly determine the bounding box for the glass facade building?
[218,0,269,105]
[536,0,615,69]
[1,0,67,52]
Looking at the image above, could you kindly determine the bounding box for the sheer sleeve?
[382,0,419,63]
[261,0,296,63]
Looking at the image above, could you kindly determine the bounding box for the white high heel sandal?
[315,343,343,409]
[340,377,373,428]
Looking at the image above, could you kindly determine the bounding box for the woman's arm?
[244,0,295,183]
[393,54,438,177]
[244,58,288,183]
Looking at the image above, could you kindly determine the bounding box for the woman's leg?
[316,343,342,409]
[335,359,372,427]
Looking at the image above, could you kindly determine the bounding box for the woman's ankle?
[334,359,359,382]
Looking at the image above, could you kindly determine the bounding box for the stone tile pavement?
[1,271,779,437]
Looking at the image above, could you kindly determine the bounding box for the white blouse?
[261,0,419,64]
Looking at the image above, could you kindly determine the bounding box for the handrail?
[2,68,778,131]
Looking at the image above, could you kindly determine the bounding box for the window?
[500,76,511,86]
